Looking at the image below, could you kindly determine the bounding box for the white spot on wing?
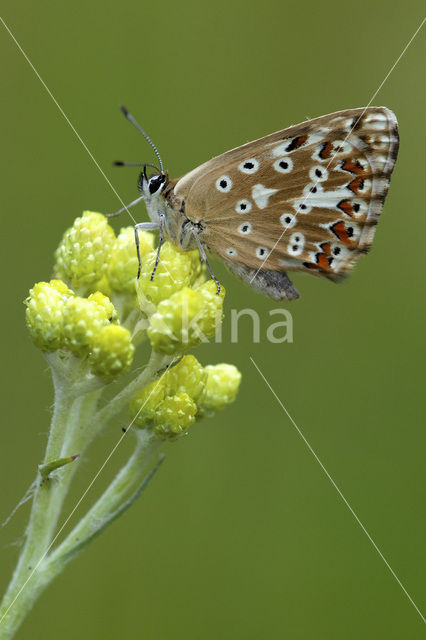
[364,113,388,130]
[252,184,278,209]
[309,166,328,182]
[226,247,238,257]
[235,199,252,213]
[288,232,305,256]
[331,140,352,154]
[238,222,252,235]
[293,200,312,214]
[273,157,294,173]
[303,183,324,197]
[238,158,259,174]
[344,118,354,132]
[270,141,291,157]
[280,213,297,229]
[216,175,232,192]
[269,133,321,157]
[256,246,269,259]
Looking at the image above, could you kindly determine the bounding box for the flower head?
[27,211,240,424]
[197,364,242,417]
[25,280,73,351]
[129,355,240,439]
[108,226,154,295]
[147,280,225,355]
[53,211,115,292]
[136,242,201,309]
[63,296,113,356]
[89,324,134,380]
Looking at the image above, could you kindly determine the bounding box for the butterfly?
[109,105,399,301]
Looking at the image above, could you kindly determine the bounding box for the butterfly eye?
[273,157,294,174]
[235,199,252,213]
[148,174,165,194]
[216,175,233,192]
[238,158,259,174]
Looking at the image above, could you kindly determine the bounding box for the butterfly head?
[138,165,168,198]
[137,165,172,226]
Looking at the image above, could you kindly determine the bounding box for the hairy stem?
[45,430,161,570]
[0,351,169,639]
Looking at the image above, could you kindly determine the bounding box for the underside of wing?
[175,107,399,281]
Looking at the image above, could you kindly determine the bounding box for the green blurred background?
[1,1,425,638]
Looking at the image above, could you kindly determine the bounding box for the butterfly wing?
[174,107,399,282]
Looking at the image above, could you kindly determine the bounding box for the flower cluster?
[6,210,242,636]
[130,355,240,438]
[25,280,134,380]
[25,211,241,436]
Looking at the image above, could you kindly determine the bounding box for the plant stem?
[45,430,161,570]
[0,350,169,639]
[0,379,80,637]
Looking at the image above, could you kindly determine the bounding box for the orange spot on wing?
[319,242,332,256]
[342,159,364,175]
[319,142,334,159]
[337,200,354,216]
[330,221,352,244]
[316,253,330,269]
[286,134,308,151]
[347,177,364,194]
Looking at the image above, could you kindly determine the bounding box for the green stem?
[0,387,77,637]
[0,430,161,639]
[45,430,161,570]
[0,350,171,639]
[0,360,104,639]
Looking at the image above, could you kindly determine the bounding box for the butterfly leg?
[150,213,166,281]
[134,221,160,278]
[190,228,221,294]
[107,195,145,218]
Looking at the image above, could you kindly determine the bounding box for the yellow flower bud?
[63,296,111,356]
[25,280,73,352]
[147,280,225,355]
[89,325,134,380]
[87,291,119,323]
[136,242,201,308]
[49,279,75,297]
[130,379,167,430]
[53,211,116,290]
[153,392,197,438]
[165,355,207,403]
[130,356,204,438]
[198,364,242,417]
[108,226,154,295]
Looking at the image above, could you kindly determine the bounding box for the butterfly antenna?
[113,161,162,172]
[120,105,164,173]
